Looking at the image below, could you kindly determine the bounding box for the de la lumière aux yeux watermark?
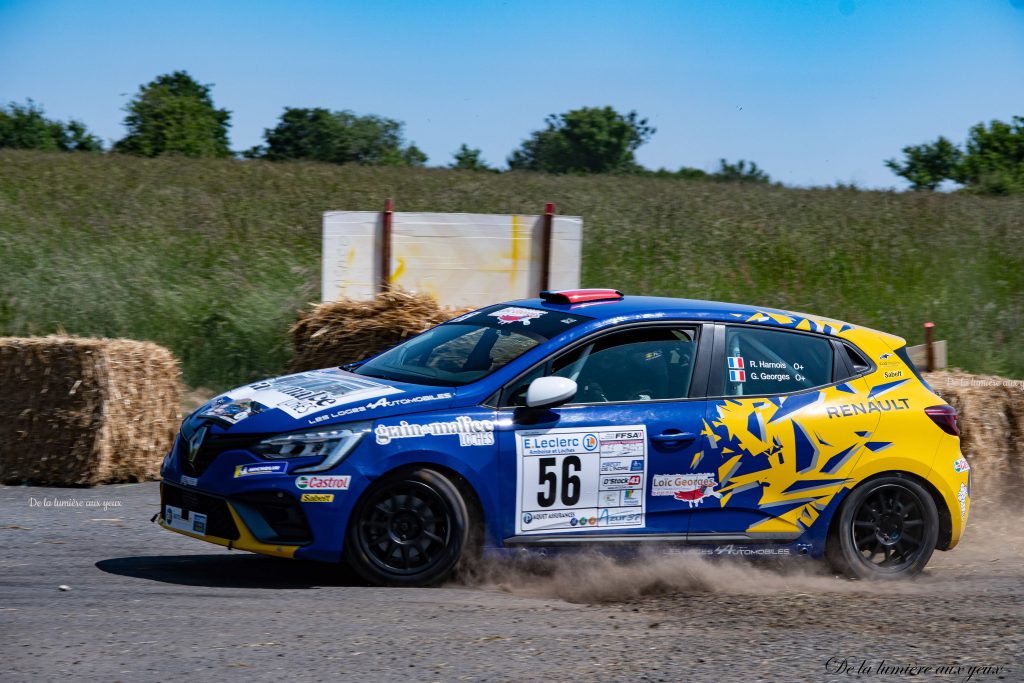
[29,497,124,511]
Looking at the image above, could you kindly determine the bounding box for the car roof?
[505,293,905,347]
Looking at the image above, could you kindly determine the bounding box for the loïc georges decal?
[651,473,721,508]
[515,425,647,534]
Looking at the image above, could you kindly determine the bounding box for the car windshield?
[354,304,592,387]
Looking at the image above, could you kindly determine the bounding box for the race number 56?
[537,455,582,507]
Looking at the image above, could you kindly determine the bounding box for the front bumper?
[158,482,310,559]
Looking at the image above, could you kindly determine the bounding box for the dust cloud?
[458,502,1023,604]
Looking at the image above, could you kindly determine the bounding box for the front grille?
[233,491,312,544]
[161,483,240,540]
[178,426,266,477]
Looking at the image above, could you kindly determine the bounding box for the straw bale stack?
[0,336,183,486]
[924,370,1024,502]
[289,289,473,372]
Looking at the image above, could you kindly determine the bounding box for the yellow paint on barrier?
[389,257,406,284]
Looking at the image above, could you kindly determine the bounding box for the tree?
[884,137,962,191]
[115,71,231,157]
[507,106,655,174]
[249,107,427,166]
[0,100,102,152]
[450,144,492,171]
[711,159,771,184]
[954,117,1024,195]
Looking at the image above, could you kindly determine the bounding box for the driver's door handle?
[650,431,697,444]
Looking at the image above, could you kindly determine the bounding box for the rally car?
[159,289,969,585]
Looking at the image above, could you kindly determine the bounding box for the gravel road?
[1,482,1020,682]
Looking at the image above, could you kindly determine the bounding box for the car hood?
[190,368,458,434]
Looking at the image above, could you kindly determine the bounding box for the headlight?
[254,421,371,474]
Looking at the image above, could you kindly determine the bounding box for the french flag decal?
[728,356,744,369]
[729,369,746,382]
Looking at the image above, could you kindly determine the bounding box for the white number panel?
[515,425,647,534]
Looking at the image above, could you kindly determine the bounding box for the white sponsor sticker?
[489,306,546,326]
[516,425,647,535]
[204,371,402,422]
[180,475,198,487]
[163,505,207,536]
[295,475,351,491]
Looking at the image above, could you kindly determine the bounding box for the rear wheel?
[827,475,938,579]
[345,467,474,586]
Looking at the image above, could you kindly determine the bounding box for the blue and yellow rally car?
[160,289,969,585]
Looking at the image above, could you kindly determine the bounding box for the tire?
[827,474,939,580]
[345,467,475,587]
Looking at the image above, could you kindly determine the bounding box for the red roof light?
[540,289,624,304]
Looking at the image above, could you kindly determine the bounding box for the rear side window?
[724,327,833,396]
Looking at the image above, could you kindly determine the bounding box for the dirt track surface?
[1,483,1020,683]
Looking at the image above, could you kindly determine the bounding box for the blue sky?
[1,0,1022,187]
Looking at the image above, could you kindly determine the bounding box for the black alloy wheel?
[345,468,475,586]
[828,475,939,579]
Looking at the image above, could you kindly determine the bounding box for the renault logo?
[187,425,208,466]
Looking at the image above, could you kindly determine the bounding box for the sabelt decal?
[515,425,647,535]
[374,417,495,446]
[295,475,351,491]
[300,493,334,503]
[652,473,721,508]
[204,371,402,422]
[234,462,287,478]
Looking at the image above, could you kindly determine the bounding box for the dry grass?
[0,336,182,486]
[1,149,1021,389]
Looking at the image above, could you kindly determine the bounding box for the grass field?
[1,149,1022,389]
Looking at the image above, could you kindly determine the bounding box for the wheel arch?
[348,460,489,547]
[827,470,953,551]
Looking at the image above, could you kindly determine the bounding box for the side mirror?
[525,376,577,409]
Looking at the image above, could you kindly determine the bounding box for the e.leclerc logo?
[582,434,598,451]
[295,475,351,491]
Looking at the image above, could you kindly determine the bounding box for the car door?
[494,323,712,543]
[692,323,881,540]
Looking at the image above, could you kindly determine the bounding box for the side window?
[503,327,697,406]
[723,327,832,396]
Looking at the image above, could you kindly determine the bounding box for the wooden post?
[380,197,394,293]
[540,202,554,292]
[924,321,935,372]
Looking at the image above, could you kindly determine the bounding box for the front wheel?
[827,475,939,580]
[345,467,475,586]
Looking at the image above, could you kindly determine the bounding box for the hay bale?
[924,370,1024,502]
[289,289,473,372]
[0,336,183,486]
